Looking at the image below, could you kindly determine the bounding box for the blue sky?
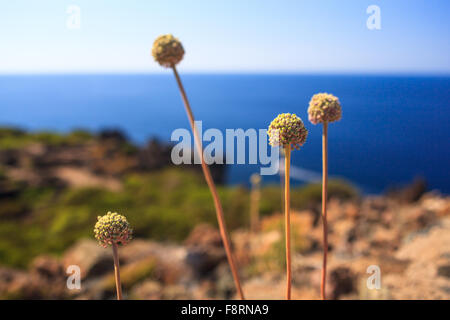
[1,0,449,74]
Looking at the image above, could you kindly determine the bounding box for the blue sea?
[0,74,449,194]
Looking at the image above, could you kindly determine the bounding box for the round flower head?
[152,34,185,68]
[267,113,308,150]
[94,212,133,248]
[308,93,342,125]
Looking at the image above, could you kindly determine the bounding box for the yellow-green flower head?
[308,93,342,125]
[94,212,133,248]
[267,113,308,150]
[152,34,185,68]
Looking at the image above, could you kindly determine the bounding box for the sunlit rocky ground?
[1,192,448,300]
[0,128,448,299]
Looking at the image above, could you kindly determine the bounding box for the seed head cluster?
[94,212,132,248]
[152,34,185,68]
[267,113,308,150]
[307,93,342,125]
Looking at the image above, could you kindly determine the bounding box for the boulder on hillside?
[386,177,427,203]
[184,223,222,248]
[184,224,226,276]
[62,239,113,280]
[328,267,357,300]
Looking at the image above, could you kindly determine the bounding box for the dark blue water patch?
[0,74,449,194]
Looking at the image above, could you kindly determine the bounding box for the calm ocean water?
[0,74,449,193]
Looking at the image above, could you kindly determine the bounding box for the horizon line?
[0,70,449,77]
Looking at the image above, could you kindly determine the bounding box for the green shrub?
[0,128,95,150]
[291,178,359,209]
[0,165,359,269]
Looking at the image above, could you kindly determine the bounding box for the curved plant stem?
[171,65,245,300]
[321,122,328,300]
[111,243,123,300]
[284,145,292,300]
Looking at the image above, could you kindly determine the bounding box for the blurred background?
[0,0,449,299]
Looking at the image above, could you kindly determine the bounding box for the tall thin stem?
[111,243,123,300]
[321,122,328,300]
[171,65,245,300]
[284,145,292,300]
[280,149,285,219]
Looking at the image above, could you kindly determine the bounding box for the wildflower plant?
[267,113,308,299]
[152,34,185,68]
[307,93,342,300]
[94,212,132,247]
[268,113,308,150]
[94,211,133,300]
[152,34,245,299]
[308,93,342,125]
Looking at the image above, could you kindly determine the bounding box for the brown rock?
[100,256,156,293]
[420,193,450,217]
[0,261,68,300]
[328,267,357,300]
[62,239,113,280]
[0,267,34,299]
[185,247,226,276]
[120,240,189,285]
[30,255,64,279]
[120,240,161,264]
[370,227,401,252]
[130,280,162,300]
[184,224,222,248]
[437,265,450,278]
[383,218,450,299]
[398,207,436,234]
[387,177,427,203]
[184,224,226,277]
